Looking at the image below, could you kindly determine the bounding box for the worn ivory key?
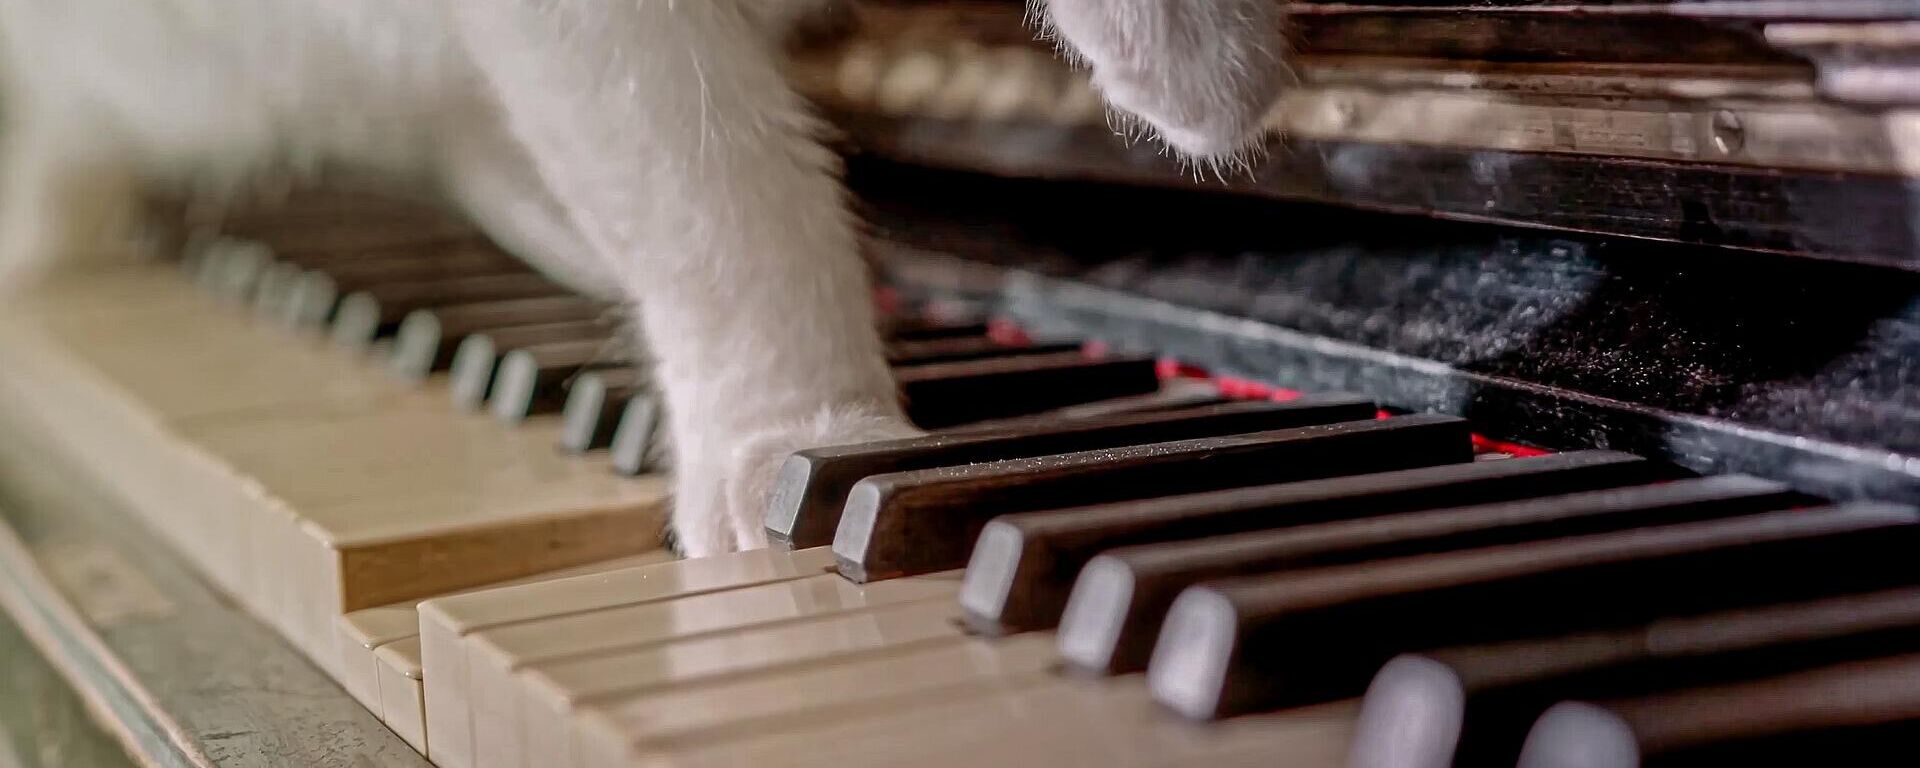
[469,570,961,768]
[416,547,839,768]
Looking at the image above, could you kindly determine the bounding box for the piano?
[0,1,1915,766]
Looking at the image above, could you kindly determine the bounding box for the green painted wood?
[0,614,140,768]
[0,409,431,768]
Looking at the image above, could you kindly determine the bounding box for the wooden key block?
[182,409,668,666]
[0,268,435,600]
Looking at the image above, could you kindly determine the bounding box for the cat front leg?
[435,106,628,302]
[1030,0,1293,166]
[449,0,918,556]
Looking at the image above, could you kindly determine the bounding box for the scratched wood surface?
[0,615,140,768]
[0,407,431,768]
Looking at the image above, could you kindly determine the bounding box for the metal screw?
[1710,110,1745,155]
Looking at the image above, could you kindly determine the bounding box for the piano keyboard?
[2,195,1915,768]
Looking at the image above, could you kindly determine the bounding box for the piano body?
[0,1,1916,766]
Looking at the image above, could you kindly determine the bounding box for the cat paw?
[669,403,921,558]
[1036,0,1292,166]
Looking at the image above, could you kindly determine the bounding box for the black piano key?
[894,351,1162,429]
[885,336,1078,366]
[833,413,1474,583]
[210,241,272,303]
[489,338,630,423]
[560,368,647,453]
[942,378,1228,433]
[249,229,479,264]
[251,260,304,319]
[609,394,667,476]
[284,254,518,330]
[280,268,344,329]
[1146,502,1920,720]
[283,247,513,328]
[1516,653,1920,768]
[1056,473,1802,676]
[266,233,488,267]
[881,317,990,341]
[446,322,613,411]
[1352,587,1920,768]
[177,234,216,279]
[292,250,530,321]
[387,297,612,380]
[187,237,236,288]
[328,273,572,348]
[767,395,1378,550]
[968,450,1685,638]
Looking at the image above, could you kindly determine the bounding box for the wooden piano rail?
[0,410,428,768]
[796,0,1920,268]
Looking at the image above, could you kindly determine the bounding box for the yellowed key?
[518,599,967,768]
[335,552,674,718]
[606,674,1356,768]
[0,263,676,696]
[468,571,960,768]
[17,267,418,421]
[418,547,838,768]
[0,275,416,602]
[573,633,1060,768]
[338,604,420,712]
[377,637,428,754]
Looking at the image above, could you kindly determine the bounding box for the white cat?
[0,0,1290,557]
